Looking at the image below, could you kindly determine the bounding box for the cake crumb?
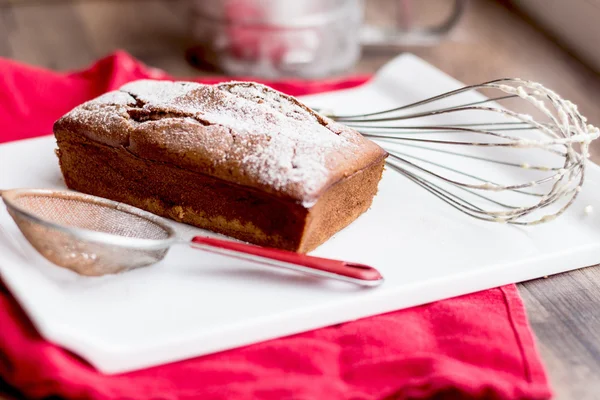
[173,205,185,220]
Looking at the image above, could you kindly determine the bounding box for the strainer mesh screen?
[12,194,170,240]
[7,193,170,276]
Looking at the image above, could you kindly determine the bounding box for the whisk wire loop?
[321,78,599,225]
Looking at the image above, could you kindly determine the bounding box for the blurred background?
[0,0,598,127]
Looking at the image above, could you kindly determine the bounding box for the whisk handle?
[190,236,383,286]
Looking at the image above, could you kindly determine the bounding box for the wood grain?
[520,266,600,400]
[3,1,95,69]
[1,1,600,399]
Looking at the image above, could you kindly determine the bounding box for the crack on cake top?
[215,81,334,132]
[62,79,369,202]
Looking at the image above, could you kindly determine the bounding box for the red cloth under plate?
[0,52,551,400]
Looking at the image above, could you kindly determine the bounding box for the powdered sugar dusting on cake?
[64,91,134,124]
[202,82,358,197]
[120,80,198,105]
[218,82,324,125]
[91,91,137,106]
[67,79,367,202]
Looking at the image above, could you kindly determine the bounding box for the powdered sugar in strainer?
[0,188,383,286]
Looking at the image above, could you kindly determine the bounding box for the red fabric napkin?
[0,51,551,400]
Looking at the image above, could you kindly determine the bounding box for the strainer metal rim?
[2,188,178,251]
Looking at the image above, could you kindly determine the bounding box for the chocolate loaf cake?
[53,80,387,252]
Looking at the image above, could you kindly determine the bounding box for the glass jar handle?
[360,0,467,47]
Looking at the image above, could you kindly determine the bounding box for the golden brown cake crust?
[54,80,387,252]
[54,80,386,205]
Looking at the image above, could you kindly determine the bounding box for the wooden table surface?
[1,0,600,399]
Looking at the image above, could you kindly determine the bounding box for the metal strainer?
[0,188,383,286]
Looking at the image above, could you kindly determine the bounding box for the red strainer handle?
[190,236,383,286]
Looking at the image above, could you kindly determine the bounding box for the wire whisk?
[319,78,599,225]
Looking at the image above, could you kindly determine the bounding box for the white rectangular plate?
[1,54,600,374]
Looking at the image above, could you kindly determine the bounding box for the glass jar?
[187,0,466,78]
[188,0,364,78]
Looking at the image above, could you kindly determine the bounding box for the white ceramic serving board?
[1,54,600,374]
